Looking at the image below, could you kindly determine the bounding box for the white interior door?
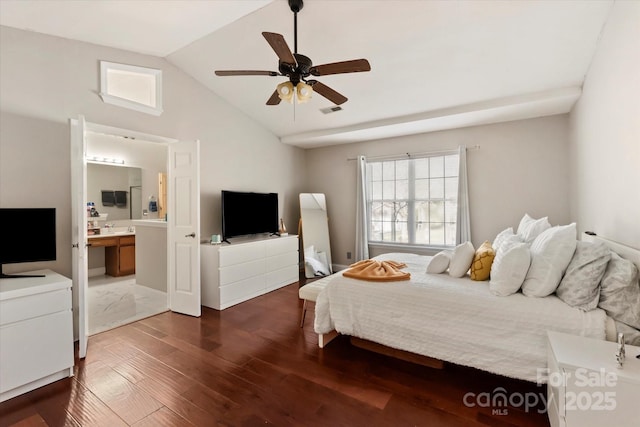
[70,116,88,358]
[168,140,201,316]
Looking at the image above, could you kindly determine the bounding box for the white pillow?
[493,227,515,254]
[516,214,551,243]
[448,242,475,278]
[489,239,531,296]
[426,250,452,274]
[521,223,577,297]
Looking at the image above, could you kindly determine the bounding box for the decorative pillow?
[598,252,640,329]
[470,241,496,281]
[614,321,640,346]
[492,227,514,255]
[448,241,475,278]
[556,241,611,311]
[489,239,531,296]
[516,214,551,243]
[426,250,452,274]
[521,223,577,297]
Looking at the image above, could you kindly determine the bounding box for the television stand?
[0,270,74,402]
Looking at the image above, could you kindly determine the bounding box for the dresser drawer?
[219,241,266,267]
[0,288,71,325]
[220,275,266,307]
[219,258,265,286]
[265,265,299,291]
[266,251,298,272]
[266,236,298,257]
[0,310,73,393]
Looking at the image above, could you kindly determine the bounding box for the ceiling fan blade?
[262,32,296,65]
[309,81,348,105]
[215,70,278,76]
[310,59,371,76]
[266,90,281,105]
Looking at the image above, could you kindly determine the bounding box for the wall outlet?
[347,252,352,260]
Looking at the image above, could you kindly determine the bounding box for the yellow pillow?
[470,241,496,281]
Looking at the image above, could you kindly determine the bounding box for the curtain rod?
[346,145,480,161]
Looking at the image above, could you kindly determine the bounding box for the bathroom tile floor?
[88,275,168,335]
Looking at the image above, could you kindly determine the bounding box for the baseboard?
[88,267,106,277]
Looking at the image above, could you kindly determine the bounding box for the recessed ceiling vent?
[320,106,343,114]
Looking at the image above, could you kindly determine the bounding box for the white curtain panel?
[355,155,369,261]
[456,145,471,244]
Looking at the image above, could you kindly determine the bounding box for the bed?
[313,234,640,383]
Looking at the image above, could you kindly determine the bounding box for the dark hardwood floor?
[0,281,549,426]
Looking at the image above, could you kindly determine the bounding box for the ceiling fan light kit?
[214,0,370,106]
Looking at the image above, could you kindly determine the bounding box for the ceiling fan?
[215,0,371,106]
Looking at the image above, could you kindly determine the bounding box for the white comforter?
[314,253,607,382]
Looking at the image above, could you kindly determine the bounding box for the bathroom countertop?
[88,231,135,239]
[132,219,167,229]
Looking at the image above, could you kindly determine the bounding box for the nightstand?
[546,331,640,427]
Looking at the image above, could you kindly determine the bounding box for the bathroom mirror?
[299,193,333,278]
[87,163,143,220]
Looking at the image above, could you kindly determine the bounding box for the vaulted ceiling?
[0,0,614,147]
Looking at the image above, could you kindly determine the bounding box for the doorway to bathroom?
[71,117,201,358]
[85,129,169,335]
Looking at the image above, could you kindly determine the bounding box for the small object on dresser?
[279,218,288,236]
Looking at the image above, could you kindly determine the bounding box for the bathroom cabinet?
[89,234,136,276]
[106,235,135,276]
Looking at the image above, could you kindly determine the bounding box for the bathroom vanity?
[88,232,136,277]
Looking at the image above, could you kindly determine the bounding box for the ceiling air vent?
[320,106,343,114]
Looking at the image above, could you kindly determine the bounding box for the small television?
[221,191,278,242]
[0,208,56,278]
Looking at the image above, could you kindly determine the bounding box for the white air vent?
[320,106,343,114]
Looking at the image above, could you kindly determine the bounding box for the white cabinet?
[201,235,299,310]
[546,331,640,427]
[0,270,74,402]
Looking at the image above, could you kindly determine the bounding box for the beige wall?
[0,26,307,281]
[569,0,640,248]
[0,27,306,339]
[305,116,571,266]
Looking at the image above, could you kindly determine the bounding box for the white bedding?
[314,252,608,382]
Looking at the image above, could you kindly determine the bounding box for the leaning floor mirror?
[299,193,333,278]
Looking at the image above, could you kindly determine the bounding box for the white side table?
[546,331,640,427]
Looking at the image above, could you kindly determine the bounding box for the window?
[367,153,459,247]
[100,61,163,116]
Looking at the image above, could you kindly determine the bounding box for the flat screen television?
[221,191,278,242]
[0,208,56,278]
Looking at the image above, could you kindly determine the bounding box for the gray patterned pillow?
[556,241,611,311]
[598,252,640,329]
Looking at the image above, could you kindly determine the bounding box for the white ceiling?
[0,0,614,148]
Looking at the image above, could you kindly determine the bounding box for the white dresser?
[201,235,299,310]
[0,270,74,402]
[546,331,640,427]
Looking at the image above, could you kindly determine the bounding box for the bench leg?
[299,299,308,328]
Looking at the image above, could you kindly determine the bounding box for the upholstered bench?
[298,276,331,327]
